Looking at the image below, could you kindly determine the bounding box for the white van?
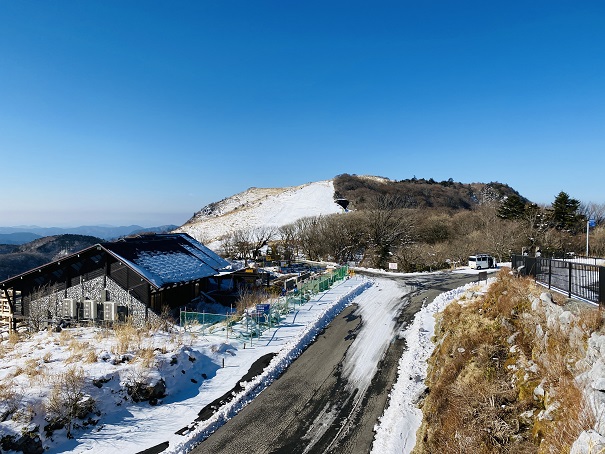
[469,254,496,270]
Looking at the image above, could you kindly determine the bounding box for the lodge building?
[0,233,232,329]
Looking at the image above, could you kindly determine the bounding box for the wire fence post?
[568,262,573,298]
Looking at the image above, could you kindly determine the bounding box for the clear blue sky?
[1,1,604,227]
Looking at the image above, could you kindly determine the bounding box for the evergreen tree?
[551,191,583,232]
[497,195,526,220]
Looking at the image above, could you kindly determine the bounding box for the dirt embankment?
[413,270,602,454]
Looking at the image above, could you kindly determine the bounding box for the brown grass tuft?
[138,347,156,368]
[7,331,20,345]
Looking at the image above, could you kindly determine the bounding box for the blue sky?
[1,1,604,227]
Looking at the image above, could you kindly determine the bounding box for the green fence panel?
[180,266,350,342]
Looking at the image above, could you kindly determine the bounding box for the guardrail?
[512,254,605,305]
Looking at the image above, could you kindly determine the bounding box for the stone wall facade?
[26,275,159,329]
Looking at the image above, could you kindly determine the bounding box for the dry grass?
[113,320,136,354]
[236,290,269,316]
[84,349,98,364]
[11,405,35,424]
[0,380,21,418]
[7,331,20,345]
[10,366,24,378]
[23,358,43,377]
[414,270,598,454]
[58,329,73,346]
[65,339,91,364]
[577,306,605,335]
[146,305,176,332]
[138,347,156,368]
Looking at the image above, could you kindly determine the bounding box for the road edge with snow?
[370,280,493,454]
[168,278,373,453]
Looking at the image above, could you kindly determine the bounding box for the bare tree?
[321,213,368,264]
[46,366,93,438]
[230,229,254,264]
[249,226,277,261]
[295,216,325,261]
[364,194,416,269]
[219,232,238,258]
[580,202,605,225]
[277,223,299,261]
[589,226,605,257]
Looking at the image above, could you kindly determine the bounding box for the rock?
[126,378,166,403]
[75,395,95,419]
[592,378,605,392]
[93,376,111,388]
[570,430,605,454]
[558,311,574,332]
[534,382,545,400]
[1,426,44,454]
[540,292,553,305]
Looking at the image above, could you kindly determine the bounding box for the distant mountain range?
[0,234,106,281]
[0,224,178,245]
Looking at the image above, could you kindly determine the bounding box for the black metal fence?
[511,254,605,305]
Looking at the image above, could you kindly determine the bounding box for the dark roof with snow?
[102,233,231,288]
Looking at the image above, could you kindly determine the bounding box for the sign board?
[256,304,270,315]
[589,219,596,228]
[388,262,398,270]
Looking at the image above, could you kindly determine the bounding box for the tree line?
[219,191,605,272]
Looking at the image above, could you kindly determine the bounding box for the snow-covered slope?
[175,180,343,248]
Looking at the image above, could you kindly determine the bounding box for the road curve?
[191,272,477,454]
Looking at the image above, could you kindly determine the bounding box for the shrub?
[45,366,93,438]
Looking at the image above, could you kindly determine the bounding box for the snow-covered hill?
[175,180,343,249]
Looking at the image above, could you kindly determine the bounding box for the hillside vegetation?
[0,235,103,280]
[333,174,526,211]
[413,270,602,453]
[208,175,603,271]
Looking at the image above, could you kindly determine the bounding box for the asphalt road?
[191,272,478,454]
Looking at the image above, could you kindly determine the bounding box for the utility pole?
[587,219,596,257]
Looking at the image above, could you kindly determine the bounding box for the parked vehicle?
[468,254,496,270]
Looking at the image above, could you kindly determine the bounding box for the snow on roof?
[103,233,230,288]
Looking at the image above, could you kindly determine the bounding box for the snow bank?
[168,279,372,453]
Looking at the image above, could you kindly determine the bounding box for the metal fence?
[512,254,605,304]
[180,265,350,340]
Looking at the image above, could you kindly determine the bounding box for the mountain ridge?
[176,175,529,249]
[175,180,343,247]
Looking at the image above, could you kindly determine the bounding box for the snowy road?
[190,272,477,454]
